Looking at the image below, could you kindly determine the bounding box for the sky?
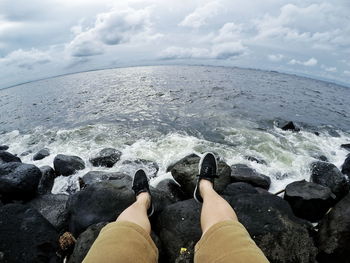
[0,0,349,88]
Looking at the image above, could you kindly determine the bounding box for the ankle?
[199,179,214,196]
[136,192,151,209]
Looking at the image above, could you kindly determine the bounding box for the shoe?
[194,152,218,203]
[132,169,154,217]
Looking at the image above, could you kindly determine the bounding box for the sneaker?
[132,169,154,217]
[194,152,219,203]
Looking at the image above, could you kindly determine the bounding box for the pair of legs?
[116,179,237,237]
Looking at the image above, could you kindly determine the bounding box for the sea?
[0,65,349,194]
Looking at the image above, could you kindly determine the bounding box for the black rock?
[168,154,231,199]
[27,193,69,233]
[21,150,32,156]
[0,150,21,164]
[245,156,267,165]
[311,161,349,200]
[150,186,178,215]
[280,121,300,132]
[33,148,50,161]
[317,193,350,263]
[54,154,85,176]
[0,145,9,150]
[121,159,159,178]
[37,166,56,195]
[284,180,335,222]
[341,144,350,151]
[81,171,131,187]
[67,181,135,236]
[157,199,201,263]
[68,222,108,263]
[228,193,317,263]
[230,164,271,190]
[0,162,42,202]
[222,182,259,197]
[89,148,121,168]
[341,154,350,176]
[156,179,186,202]
[0,204,60,263]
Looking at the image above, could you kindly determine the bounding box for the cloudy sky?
[0,0,349,88]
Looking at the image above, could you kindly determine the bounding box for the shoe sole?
[194,152,218,203]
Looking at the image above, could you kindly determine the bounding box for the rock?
[157,199,201,263]
[121,159,159,178]
[328,130,340,137]
[280,121,300,132]
[54,154,85,176]
[311,161,349,200]
[245,156,267,165]
[67,181,135,236]
[37,166,56,194]
[68,222,108,263]
[222,182,259,197]
[284,180,335,222]
[21,150,32,156]
[81,171,131,187]
[168,154,231,199]
[0,204,60,263]
[33,148,50,161]
[228,193,317,263]
[156,179,186,202]
[0,145,9,150]
[341,144,350,151]
[89,148,121,168]
[150,186,178,214]
[230,164,271,190]
[0,162,42,202]
[0,150,21,163]
[317,193,350,262]
[341,154,350,176]
[27,194,69,233]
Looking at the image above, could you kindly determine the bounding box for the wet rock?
[230,164,271,190]
[311,161,349,200]
[81,171,131,187]
[150,186,178,214]
[168,154,231,199]
[0,162,41,202]
[0,145,9,150]
[328,130,340,137]
[245,156,267,165]
[284,180,335,222]
[341,144,350,151]
[67,181,135,236]
[121,159,159,178]
[0,204,60,263]
[157,199,201,263]
[0,150,21,163]
[27,194,69,233]
[68,222,108,263]
[317,193,350,263]
[223,182,259,197]
[89,148,121,168]
[33,148,50,161]
[21,150,32,156]
[341,154,350,176]
[54,154,85,176]
[37,166,56,195]
[280,121,300,132]
[156,179,186,202]
[228,193,317,263]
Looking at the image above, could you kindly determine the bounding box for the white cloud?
[268,54,284,62]
[179,0,222,28]
[289,57,318,67]
[344,70,350,76]
[159,46,209,59]
[0,48,51,69]
[321,65,337,72]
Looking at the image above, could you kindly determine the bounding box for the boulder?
[280,121,300,132]
[341,144,350,151]
[89,148,121,168]
[33,148,50,161]
[0,145,9,150]
[245,156,267,165]
[228,193,317,263]
[37,166,56,195]
[284,180,335,222]
[27,194,69,233]
[156,179,186,202]
[0,204,60,263]
[311,161,349,200]
[157,199,201,263]
[0,162,42,202]
[81,171,131,187]
[67,181,135,236]
[317,193,350,263]
[230,164,271,190]
[0,150,21,163]
[121,159,159,178]
[168,154,231,199]
[150,186,178,215]
[68,222,108,263]
[54,154,85,176]
[341,154,350,176]
[223,182,259,197]
[21,150,32,156]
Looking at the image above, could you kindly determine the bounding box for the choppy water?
[0,66,349,194]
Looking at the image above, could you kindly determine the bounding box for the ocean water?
[0,65,349,194]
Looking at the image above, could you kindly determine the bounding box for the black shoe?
[194,152,218,203]
[132,169,154,217]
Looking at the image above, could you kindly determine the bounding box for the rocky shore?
[1,135,350,263]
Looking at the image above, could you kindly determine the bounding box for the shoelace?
[201,166,213,177]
